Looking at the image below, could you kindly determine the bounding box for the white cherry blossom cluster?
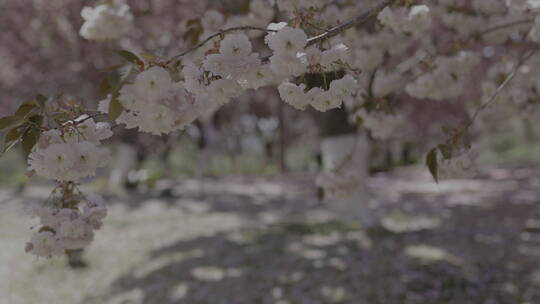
[303,43,352,74]
[100,66,206,135]
[178,24,359,114]
[28,118,112,181]
[25,193,107,258]
[267,25,310,78]
[182,63,242,108]
[79,3,133,41]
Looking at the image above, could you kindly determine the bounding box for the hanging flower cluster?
[25,189,107,258]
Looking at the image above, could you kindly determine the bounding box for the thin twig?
[476,19,534,37]
[306,0,394,47]
[466,18,535,43]
[404,20,536,91]
[266,0,394,64]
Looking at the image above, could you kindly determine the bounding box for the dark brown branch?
[306,0,394,47]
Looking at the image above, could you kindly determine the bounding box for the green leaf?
[100,64,126,73]
[38,226,55,233]
[139,53,155,61]
[0,116,25,131]
[183,19,203,46]
[239,0,250,13]
[167,65,181,82]
[355,116,364,127]
[28,114,44,127]
[51,112,70,122]
[99,78,112,97]
[116,50,143,66]
[437,144,452,160]
[22,128,40,158]
[186,18,200,27]
[108,91,124,121]
[441,125,452,135]
[1,139,19,156]
[15,103,38,118]
[426,148,439,183]
[4,128,19,145]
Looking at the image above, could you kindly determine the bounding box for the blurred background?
[2,1,540,303]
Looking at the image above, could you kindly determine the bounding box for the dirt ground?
[1,166,540,304]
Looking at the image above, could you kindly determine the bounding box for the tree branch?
[306,0,394,47]
[169,0,394,65]
[467,48,537,128]
[467,18,534,42]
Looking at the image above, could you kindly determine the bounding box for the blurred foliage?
[479,120,540,165]
[3,119,540,186]
[0,149,28,185]
[141,139,318,180]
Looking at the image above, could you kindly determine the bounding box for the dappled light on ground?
[1,166,540,303]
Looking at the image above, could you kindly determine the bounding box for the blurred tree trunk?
[278,94,288,173]
[523,118,535,143]
[317,108,378,228]
[110,143,138,189]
